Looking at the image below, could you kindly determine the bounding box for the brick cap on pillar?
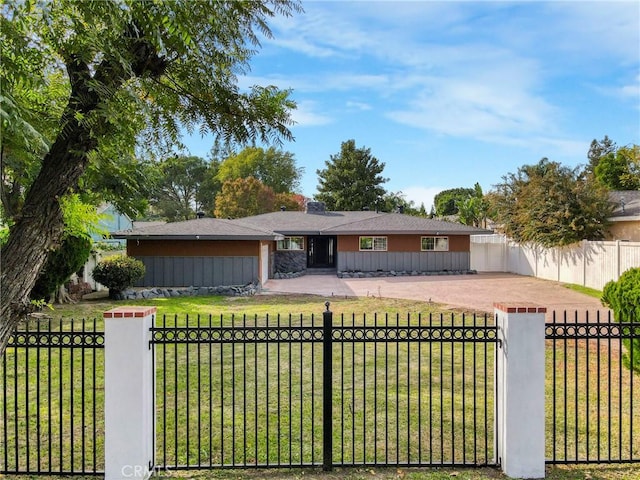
[493,302,547,314]
[104,306,157,318]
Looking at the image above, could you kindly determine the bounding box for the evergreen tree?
[315,140,388,211]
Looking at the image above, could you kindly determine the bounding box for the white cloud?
[346,101,372,111]
[291,101,333,127]
[387,66,558,144]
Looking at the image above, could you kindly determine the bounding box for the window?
[277,236,304,250]
[421,236,449,251]
[359,236,387,251]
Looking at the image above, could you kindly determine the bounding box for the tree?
[594,145,640,191]
[433,188,475,217]
[150,155,209,221]
[216,146,303,193]
[488,158,613,247]
[31,194,106,304]
[274,192,306,211]
[379,191,420,215]
[602,268,640,373]
[214,177,276,218]
[30,235,92,304]
[0,0,301,355]
[197,159,223,215]
[456,183,488,227]
[587,135,617,175]
[315,140,388,211]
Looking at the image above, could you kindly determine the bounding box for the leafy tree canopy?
[488,158,613,247]
[0,0,301,354]
[214,177,276,219]
[149,155,209,221]
[594,145,640,191]
[216,146,303,194]
[379,191,422,216]
[433,188,475,217]
[456,183,488,227]
[275,192,306,212]
[315,140,388,211]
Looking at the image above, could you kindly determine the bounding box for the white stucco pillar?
[494,302,546,479]
[104,306,156,480]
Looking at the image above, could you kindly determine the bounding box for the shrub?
[602,267,640,374]
[92,255,145,299]
[31,235,92,301]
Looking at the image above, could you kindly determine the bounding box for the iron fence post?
[322,302,333,471]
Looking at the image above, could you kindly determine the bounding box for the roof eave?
[114,234,278,241]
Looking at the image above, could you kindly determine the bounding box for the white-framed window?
[277,236,304,251]
[421,236,449,251]
[359,236,388,251]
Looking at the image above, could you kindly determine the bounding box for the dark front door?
[307,236,336,268]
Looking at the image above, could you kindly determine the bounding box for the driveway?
[262,272,610,317]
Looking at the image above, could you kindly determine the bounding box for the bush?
[31,235,92,301]
[92,255,145,299]
[602,268,640,373]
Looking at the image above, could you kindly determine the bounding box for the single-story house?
[607,191,640,241]
[113,202,492,288]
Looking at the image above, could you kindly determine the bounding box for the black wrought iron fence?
[150,306,499,471]
[545,310,640,464]
[0,318,104,475]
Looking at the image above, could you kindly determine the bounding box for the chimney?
[305,201,326,214]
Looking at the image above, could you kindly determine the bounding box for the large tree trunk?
[0,113,96,353]
[0,32,167,355]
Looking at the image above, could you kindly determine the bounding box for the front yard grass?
[3,293,639,480]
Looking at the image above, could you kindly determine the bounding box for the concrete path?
[262,272,610,317]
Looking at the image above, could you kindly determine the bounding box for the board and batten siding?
[127,239,260,287]
[336,234,471,272]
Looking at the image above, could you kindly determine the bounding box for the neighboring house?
[113,202,491,288]
[607,191,640,241]
[96,203,134,245]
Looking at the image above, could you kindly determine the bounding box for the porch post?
[104,306,156,480]
[494,302,546,479]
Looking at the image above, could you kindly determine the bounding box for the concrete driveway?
[262,272,610,317]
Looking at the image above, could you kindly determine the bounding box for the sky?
[183,0,640,211]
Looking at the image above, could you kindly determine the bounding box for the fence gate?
[546,310,640,464]
[0,318,105,475]
[150,305,499,471]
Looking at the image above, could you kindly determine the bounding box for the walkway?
[263,272,609,316]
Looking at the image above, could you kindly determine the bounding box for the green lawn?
[2,293,639,480]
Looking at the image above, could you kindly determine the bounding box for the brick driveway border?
[262,272,610,318]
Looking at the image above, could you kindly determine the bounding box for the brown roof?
[321,213,489,235]
[232,210,381,234]
[114,210,492,240]
[235,210,492,235]
[112,218,277,240]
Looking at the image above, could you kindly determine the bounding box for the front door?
[307,236,336,268]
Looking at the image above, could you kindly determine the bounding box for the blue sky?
[184,0,640,211]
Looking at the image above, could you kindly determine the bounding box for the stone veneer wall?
[273,250,307,274]
[113,281,260,300]
[338,269,476,278]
